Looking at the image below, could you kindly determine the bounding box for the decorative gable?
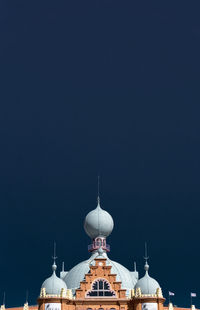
[76,258,126,299]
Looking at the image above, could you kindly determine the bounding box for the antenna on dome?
[97,175,100,205]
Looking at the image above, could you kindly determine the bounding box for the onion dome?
[41,245,67,296]
[135,260,160,295]
[84,197,114,239]
[41,261,67,295]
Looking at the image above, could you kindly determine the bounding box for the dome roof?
[84,199,114,239]
[135,262,160,295]
[64,251,137,292]
[41,262,67,295]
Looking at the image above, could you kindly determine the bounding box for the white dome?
[63,251,137,292]
[84,201,114,239]
[135,263,160,295]
[41,263,67,295]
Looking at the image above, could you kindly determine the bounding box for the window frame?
[85,278,116,298]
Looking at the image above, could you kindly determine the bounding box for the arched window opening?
[86,279,116,297]
[96,238,102,247]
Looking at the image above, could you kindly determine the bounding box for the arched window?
[86,279,116,297]
[96,238,102,247]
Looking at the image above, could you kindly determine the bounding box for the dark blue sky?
[1,0,200,308]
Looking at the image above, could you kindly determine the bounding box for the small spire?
[62,261,65,272]
[25,290,28,304]
[52,242,57,272]
[134,261,137,271]
[52,242,57,263]
[2,292,5,306]
[144,242,149,273]
[97,175,100,206]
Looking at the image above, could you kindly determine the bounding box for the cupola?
[41,245,67,296]
[84,196,114,252]
[135,244,161,295]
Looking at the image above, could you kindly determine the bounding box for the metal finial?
[98,175,100,197]
[62,261,65,272]
[52,242,57,272]
[144,242,149,261]
[144,242,149,272]
[3,292,5,306]
[134,261,137,271]
[97,175,100,205]
[52,241,57,263]
[25,290,29,304]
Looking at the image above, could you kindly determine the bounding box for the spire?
[62,261,65,272]
[144,242,149,273]
[134,261,137,272]
[52,242,57,273]
[2,292,5,306]
[0,293,5,310]
[97,175,100,206]
[25,290,29,304]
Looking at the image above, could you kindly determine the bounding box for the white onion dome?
[41,262,67,295]
[84,198,114,239]
[135,262,160,295]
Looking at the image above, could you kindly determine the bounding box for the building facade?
[3,197,198,310]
